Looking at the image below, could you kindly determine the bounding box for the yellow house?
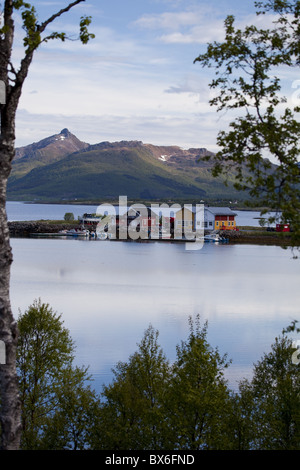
[174,206,194,230]
[206,207,237,231]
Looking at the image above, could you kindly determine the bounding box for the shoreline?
[8,220,293,247]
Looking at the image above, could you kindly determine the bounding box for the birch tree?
[194,0,300,246]
[0,0,94,450]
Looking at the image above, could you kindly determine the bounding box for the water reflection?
[10,238,300,392]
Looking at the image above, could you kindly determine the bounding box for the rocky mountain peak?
[60,128,71,137]
[14,129,89,163]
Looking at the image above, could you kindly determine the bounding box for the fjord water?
[7,202,300,392]
[6,200,268,226]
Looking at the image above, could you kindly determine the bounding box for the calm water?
[6,201,99,222]
[9,233,300,393]
[6,200,269,227]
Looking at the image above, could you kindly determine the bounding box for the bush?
[64,212,74,221]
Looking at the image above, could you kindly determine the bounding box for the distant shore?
[8,220,79,237]
[8,220,293,246]
[6,199,274,213]
[223,227,292,246]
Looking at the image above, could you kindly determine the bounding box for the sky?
[12,0,299,150]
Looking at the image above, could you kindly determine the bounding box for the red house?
[276,223,290,232]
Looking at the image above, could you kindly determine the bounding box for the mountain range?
[7,128,247,202]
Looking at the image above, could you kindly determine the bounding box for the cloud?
[17,1,286,155]
[15,106,223,152]
[135,10,200,30]
[15,4,226,152]
[135,8,226,44]
[134,6,282,46]
[164,74,212,101]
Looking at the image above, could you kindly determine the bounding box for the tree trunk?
[0,140,22,450]
[0,0,28,448]
[0,0,90,449]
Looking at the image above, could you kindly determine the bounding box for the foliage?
[15,300,300,450]
[17,299,99,450]
[93,317,236,450]
[93,325,171,450]
[194,0,300,246]
[3,1,95,54]
[238,331,300,449]
[38,366,100,450]
[165,316,232,450]
[64,212,74,221]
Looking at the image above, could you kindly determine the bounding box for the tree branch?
[9,0,88,115]
[38,0,85,35]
